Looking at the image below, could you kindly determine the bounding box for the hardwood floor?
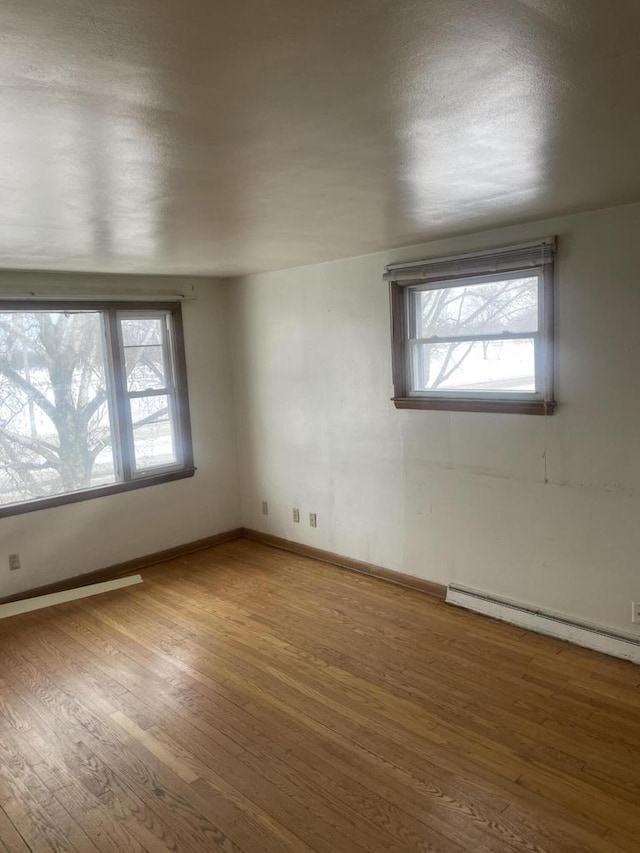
[0,539,639,852]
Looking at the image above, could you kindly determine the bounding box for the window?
[0,302,193,517]
[387,240,556,414]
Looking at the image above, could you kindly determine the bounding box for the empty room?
[1,1,639,851]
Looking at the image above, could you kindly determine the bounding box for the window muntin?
[0,302,193,516]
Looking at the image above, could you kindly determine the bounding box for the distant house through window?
[387,240,556,414]
[0,302,193,517]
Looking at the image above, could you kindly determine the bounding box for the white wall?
[0,275,240,597]
[232,202,640,636]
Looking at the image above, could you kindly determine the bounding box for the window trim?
[0,300,194,519]
[388,245,556,415]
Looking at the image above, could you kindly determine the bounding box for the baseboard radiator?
[446,584,640,665]
[0,575,143,620]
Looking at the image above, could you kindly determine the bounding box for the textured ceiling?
[1,0,640,275]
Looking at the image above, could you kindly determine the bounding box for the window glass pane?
[130,395,177,470]
[411,338,536,393]
[416,276,538,338]
[125,345,167,391]
[120,316,164,346]
[0,311,116,507]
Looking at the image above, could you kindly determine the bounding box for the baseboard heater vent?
[446,584,640,664]
[0,575,143,621]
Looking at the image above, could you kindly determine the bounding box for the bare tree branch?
[132,407,169,429]
[0,360,56,421]
[0,430,60,465]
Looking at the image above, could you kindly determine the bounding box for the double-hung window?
[0,301,193,517]
[388,239,556,414]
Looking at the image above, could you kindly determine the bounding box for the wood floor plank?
[0,539,639,852]
[0,804,32,853]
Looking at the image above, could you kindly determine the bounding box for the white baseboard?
[0,575,143,620]
[446,584,640,664]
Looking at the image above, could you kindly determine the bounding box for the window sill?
[0,467,196,520]
[392,397,556,415]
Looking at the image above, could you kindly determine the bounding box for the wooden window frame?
[0,301,194,519]
[389,251,556,415]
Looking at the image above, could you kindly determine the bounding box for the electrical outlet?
[261,501,269,516]
[292,507,300,523]
[8,554,20,571]
[309,512,317,528]
[632,602,640,624]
